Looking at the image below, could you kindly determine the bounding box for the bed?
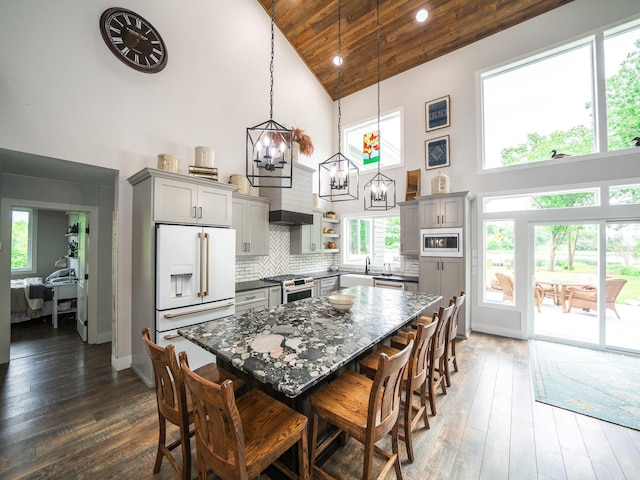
[10,277,53,323]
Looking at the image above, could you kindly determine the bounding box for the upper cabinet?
[290,209,324,254]
[418,191,471,228]
[127,169,235,227]
[232,193,270,256]
[399,200,419,255]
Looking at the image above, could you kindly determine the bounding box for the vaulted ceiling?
[257,0,574,100]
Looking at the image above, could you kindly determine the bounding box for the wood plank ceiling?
[257,0,574,100]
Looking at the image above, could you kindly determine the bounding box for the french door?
[531,221,639,354]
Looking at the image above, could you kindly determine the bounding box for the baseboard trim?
[111,353,131,371]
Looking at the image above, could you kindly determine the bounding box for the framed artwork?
[362,130,380,165]
[425,95,450,131]
[405,169,420,201]
[425,135,450,170]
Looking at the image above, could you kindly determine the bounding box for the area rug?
[529,340,640,431]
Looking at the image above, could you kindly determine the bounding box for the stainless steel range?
[262,274,314,304]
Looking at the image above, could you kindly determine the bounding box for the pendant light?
[246,0,293,189]
[318,0,359,202]
[364,0,396,211]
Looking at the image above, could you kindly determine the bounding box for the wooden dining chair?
[444,292,466,387]
[309,340,414,480]
[179,351,309,480]
[359,321,437,463]
[141,328,245,480]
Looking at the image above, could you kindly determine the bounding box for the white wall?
[0,0,333,365]
[333,0,640,337]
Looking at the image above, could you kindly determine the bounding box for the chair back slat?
[448,292,466,341]
[409,321,438,389]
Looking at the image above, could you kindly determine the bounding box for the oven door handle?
[285,284,314,293]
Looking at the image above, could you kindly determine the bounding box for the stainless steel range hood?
[260,163,315,225]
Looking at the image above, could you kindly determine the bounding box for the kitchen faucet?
[365,256,371,274]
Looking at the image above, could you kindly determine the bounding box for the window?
[343,215,401,267]
[11,208,36,273]
[481,19,640,169]
[484,220,515,304]
[343,108,403,171]
[609,183,640,205]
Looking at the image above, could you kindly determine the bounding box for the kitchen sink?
[339,274,375,287]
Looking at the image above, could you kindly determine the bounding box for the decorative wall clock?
[100,8,167,73]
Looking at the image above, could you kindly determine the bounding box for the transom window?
[481,18,640,169]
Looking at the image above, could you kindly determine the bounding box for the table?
[179,286,441,398]
[541,280,590,313]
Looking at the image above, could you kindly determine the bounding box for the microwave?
[420,228,463,257]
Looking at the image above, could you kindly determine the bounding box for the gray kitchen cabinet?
[150,172,234,227]
[320,276,339,295]
[268,286,282,307]
[419,257,466,335]
[290,209,324,254]
[399,200,419,255]
[418,192,469,228]
[235,288,269,315]
[232,193,270,256]
[405,281,418,292]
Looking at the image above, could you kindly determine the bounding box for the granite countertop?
[179,286,441,398]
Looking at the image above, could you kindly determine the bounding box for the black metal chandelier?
[246,0,293,189]
[364,0,396,211]
[318,0,359,202]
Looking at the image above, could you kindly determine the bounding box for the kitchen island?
[178,286,441,399]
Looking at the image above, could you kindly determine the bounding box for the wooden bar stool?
[309,340,414,480]
[444,292,466,387]
[179,352,309,480]
[142,328,245,480]
[359,320,437,462]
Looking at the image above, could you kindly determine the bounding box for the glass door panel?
[605,222,640,353]
[532,223,599,344]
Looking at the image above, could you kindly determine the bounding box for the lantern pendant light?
[364,0,396,211]
[246,0,293,189]
[318,0,359,202]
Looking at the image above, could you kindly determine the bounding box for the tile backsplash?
[235,224,419,282]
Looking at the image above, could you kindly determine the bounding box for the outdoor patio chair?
[566,278,628,319]
[495,273,514,302]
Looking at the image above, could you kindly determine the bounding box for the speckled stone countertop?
[179,286,440,398]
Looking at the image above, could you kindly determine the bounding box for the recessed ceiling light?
[416,9,429,22]
[333,55,343,66]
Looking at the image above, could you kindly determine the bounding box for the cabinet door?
[245,200,269,256]
[198,185,232,227]
[400,202,419,255]
[153,177,198,223]
[419,199,440,228]
[419,257,441,309]
[440,257,463,306]
[310,210,323,252]
[269,286,282,307]
[232,198,247,255]
[440,197,464,227]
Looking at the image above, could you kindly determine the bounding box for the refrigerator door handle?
[163,301,235,318]
[203,232,210,296]
[197,232,204,297]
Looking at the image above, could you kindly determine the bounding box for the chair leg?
[179,421,191,480]
[404,389,415,463]
[419,383,429,429]
[428,372,437,416]
[309,413,319,480]
[298,426,310,480]
[444,345,452,388]
[391,421,403,480]
[451,341,458,372]
[439,358,448,395]
[153,415,166,473]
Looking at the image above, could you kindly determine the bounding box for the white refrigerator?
[154,224,235,370]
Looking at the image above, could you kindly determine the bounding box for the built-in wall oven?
[420,227,463,257]
[262,275,315,304]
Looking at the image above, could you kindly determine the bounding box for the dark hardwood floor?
[2,318,639,479]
